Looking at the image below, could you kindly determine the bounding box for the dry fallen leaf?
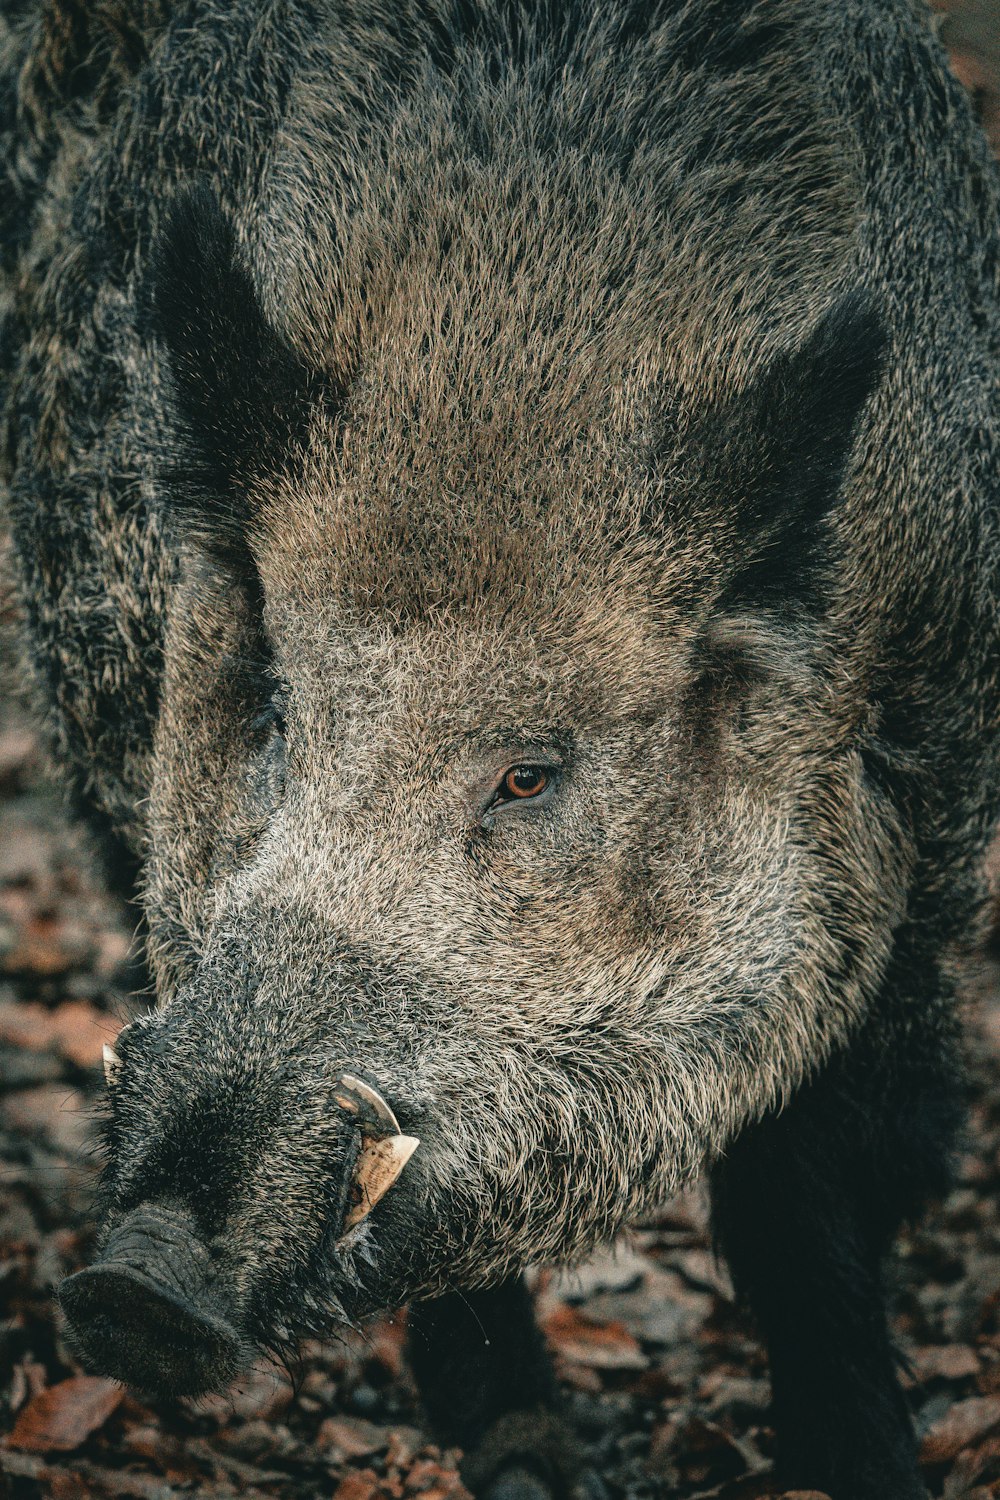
[543,1303,648,1370]
[6,1377,123,1453]
[0,1085,92,1154]
[332,1468,385,1500]
[912,1343,981,1382]
[0,999,119,1070]
[919,1395,1000,1465]
[403,1458,470,1498]
[318,1415,391,1462]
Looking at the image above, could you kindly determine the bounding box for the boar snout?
[60,1203,243,1396]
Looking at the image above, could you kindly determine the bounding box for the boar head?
[60,188,900,1397]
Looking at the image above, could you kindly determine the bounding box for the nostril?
[59,1205,244,1397]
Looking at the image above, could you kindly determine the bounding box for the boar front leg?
[407,1278,590,1500]
[710,964,962,1500]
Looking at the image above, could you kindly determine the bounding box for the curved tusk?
[333,1074,401,1134]
[342,1133,419,1231]
[103,1043,122,1087]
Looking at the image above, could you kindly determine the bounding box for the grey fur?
[1,0,998,1463]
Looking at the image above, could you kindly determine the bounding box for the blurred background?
[1,6,999,1498]
[936,0,1000,150]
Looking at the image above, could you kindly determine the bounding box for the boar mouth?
[59,1204,245,1397]
[58,1077,420,1396]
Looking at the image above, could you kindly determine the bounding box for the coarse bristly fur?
[1,1,998,1497]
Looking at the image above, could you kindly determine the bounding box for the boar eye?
[493,765,552,805]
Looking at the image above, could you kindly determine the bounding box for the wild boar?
[1,1,998,1497]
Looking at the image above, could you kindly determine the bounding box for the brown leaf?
[7,1358,46,1415]
[412,1487,471,1500]
[919,1396,1000,1465]
[0,1001,57,1052]
[333,1469,384,1500]
[359,1314,409,1379]
[49,1002,120,1070]
[6,1377,123,1453]
[1,1085,92,1155]
[384,1427,426,1471]
[48,1473,98,1500]
[0,905,92,978]
[404,1459,469,1498]
[318,1416,391,1461]
[543,1303,648,1370]
[913,1344,981,1382]
[0,1000,119,1069]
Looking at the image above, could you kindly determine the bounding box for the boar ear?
[145,187,331,567]
[714,291,886,615]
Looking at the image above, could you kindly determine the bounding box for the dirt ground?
[2,6,1000,1499]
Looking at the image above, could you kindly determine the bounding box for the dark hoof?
[481,1467,554,1500]
[480,1467,609,1500]
[461,1411,605,1500]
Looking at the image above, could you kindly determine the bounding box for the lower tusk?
[342,1133,420,1231]
[103,1044,122,1087]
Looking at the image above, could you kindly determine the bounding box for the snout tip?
[60,1243,244,1397]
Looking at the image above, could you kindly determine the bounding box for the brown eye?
[503,765,549,800]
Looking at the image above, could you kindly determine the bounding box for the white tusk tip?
[103,1043,122,1086]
